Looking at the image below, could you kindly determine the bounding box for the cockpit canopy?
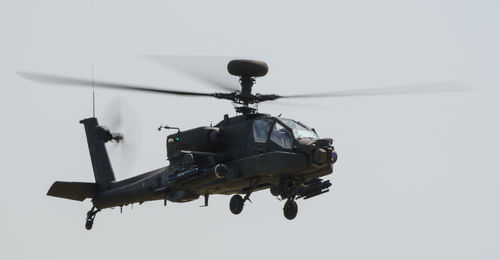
[252,117,319,149]
[278,118,319,140]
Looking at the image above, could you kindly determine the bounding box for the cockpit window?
[253,119,273,143]
[270,122,293,149]
[279,118,319,140]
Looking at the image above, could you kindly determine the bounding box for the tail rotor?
[102,97,142,178]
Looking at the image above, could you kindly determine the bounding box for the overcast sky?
[1,1,499,259]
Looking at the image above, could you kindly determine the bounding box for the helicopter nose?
[313,148,337,164]
[331,150,338,164]
[313,148,328,164]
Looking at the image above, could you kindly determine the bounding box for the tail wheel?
[229,194,244,215]
[283,200,298,220]
[85,206,99,230]
[85,219,94,230]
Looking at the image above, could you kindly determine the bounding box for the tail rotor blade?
[102,97,142,178]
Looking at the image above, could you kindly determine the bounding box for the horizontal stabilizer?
[47,181,98,201]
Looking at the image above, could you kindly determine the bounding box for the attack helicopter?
[18,58,469,230]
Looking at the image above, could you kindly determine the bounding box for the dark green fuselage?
[49,113,336,210]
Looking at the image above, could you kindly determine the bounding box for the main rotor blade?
[17,71,216,97]
[144,55,239,92]
[261,101,328,109]
[278,81,473,99]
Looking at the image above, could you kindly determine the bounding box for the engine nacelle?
[166,127,225,159]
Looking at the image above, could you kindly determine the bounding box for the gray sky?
[1,0,499,259]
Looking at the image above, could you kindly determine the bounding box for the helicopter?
[18,58,469,230]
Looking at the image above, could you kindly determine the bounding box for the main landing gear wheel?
[229,194,244,215]
[283,200,298,220]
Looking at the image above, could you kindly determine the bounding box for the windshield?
[253,119,273,143]
[279,118,319,140]
[270,122,293,149]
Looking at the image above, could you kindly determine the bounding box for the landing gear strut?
[85,207,100,230]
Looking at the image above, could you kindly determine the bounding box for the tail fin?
[80,117,116,190]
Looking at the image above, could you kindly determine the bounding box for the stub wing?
[47,181,98,201]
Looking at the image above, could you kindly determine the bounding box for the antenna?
[92,63,95,118]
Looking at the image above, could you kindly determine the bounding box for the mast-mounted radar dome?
[227,60,268,78]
